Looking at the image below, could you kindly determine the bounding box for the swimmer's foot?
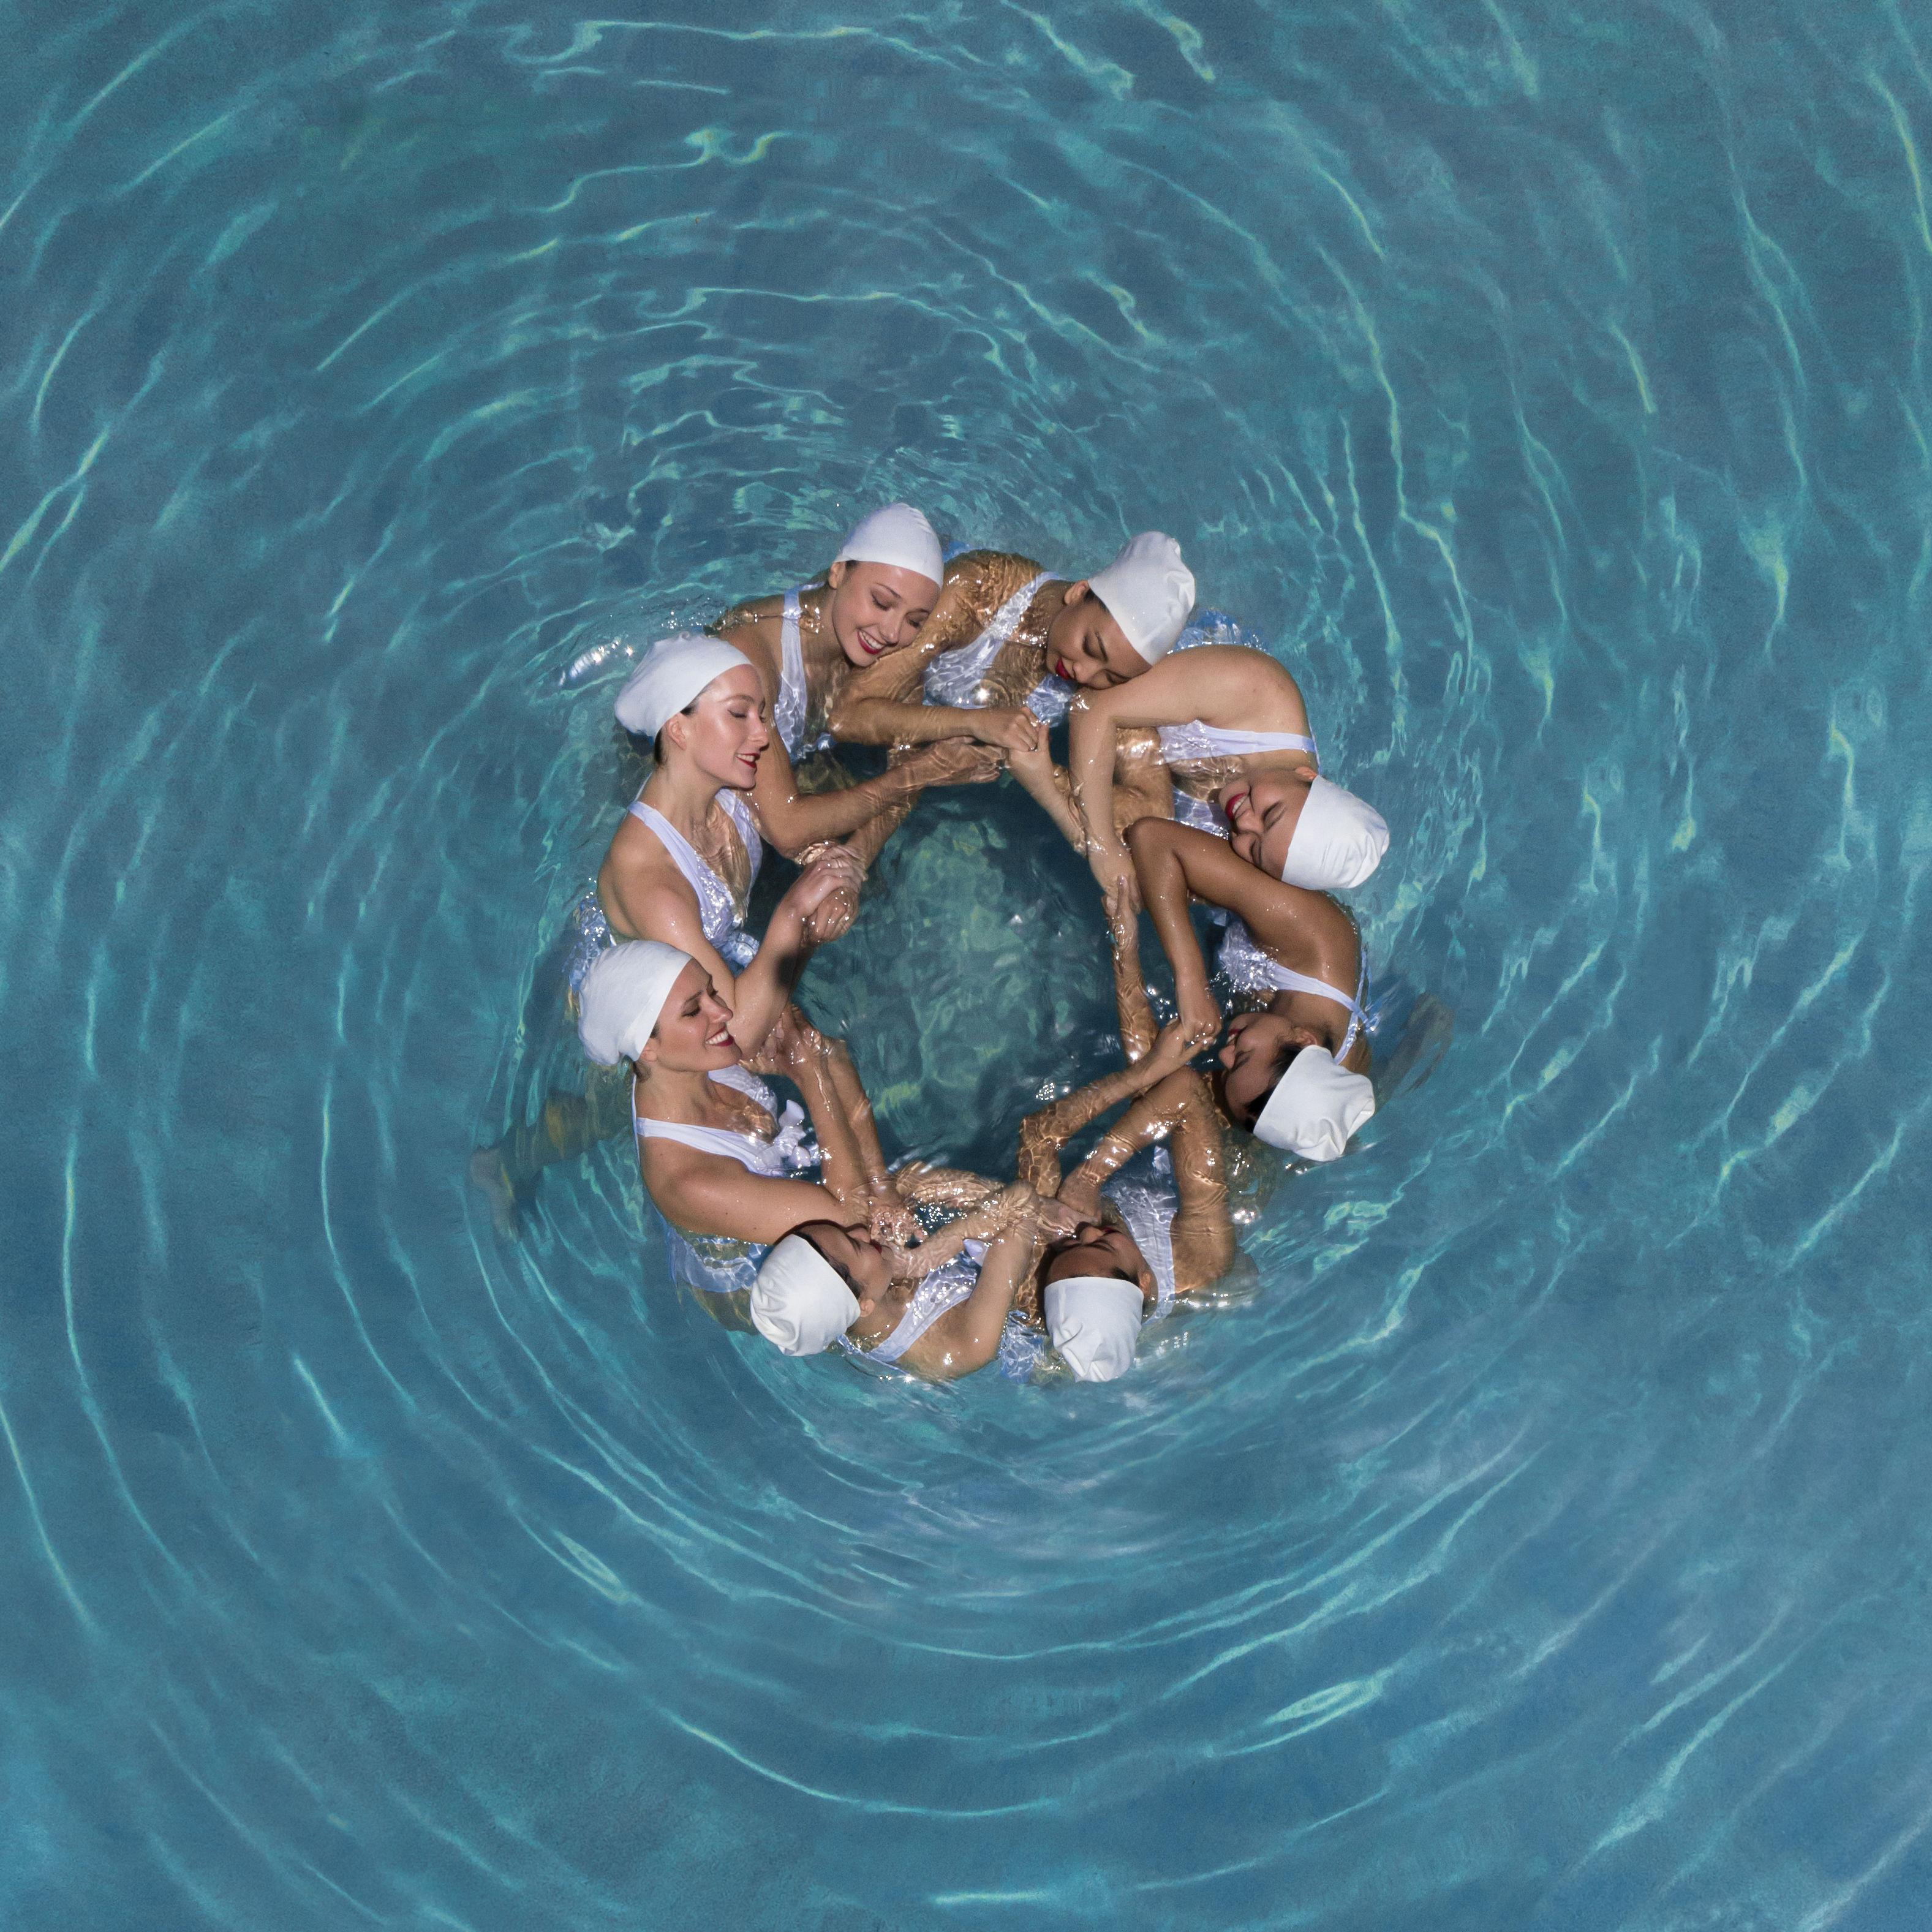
[469,1144,530,1241]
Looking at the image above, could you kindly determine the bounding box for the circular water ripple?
[3,3,1930,1926]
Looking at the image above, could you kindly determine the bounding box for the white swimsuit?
[774,589,834,761]
[923,571,1074,725]
[1160,720,1319,837]
[1105,1166,1179,1322]
[633,1065,819,1295]
[843,1239,988,1368]
[1218,920,1370,1061]
[624,791,763,970]
[1158,720,1318,763]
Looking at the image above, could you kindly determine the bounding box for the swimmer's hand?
[904,739,1006,788]
[785,845,863,941]
[1175,986,1221,1056]
[1147,1016,1205,1070]
[865,1186,921,1248]
[966,707,1041,755]
[806,889,858,942]
[1032,1195,1084,1242]
[1003,733,1055,793]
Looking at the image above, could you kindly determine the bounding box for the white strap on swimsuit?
[1218,919,1370,1061]
[1158,720,1318,763]
[855,1240,987,1366]
[924,571,1057,710]
[775,589,812,760]
[625,792,763,968]
[632,1064,817,1177]
[1161,721,1318,841]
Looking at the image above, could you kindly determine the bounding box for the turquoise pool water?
[4,4,1929,1926]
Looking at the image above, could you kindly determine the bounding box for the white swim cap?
[577,941,693,1066]
[1087,531,1196,663]
[1281,775,1390,892]
[750,1233,861,1356]
[1253,1046,1376,1161]
[833,502,943,590]
[614,632,755,739]
[1044,1277,1145,1382]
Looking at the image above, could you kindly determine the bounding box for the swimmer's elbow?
[1124,815,1173,859]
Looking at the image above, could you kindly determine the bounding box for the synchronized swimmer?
[484,500,1393,1383]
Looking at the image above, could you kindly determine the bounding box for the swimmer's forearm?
[1017,1057,1169,1185]
[759,763,929,856]
[1110,927,1158,1062]
[1066,702,1123,858]
[1008,757,1085,851]
[1064,1087,1187,1199]
[839,794,912,875]
[726,908,810,1054]
[1125,819,1213,1010]
[951,1222,1036,1356]
[828,696,976,746]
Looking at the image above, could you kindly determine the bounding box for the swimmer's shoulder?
[1174,641,1305,690]
[598,809,701,925]
[715,588,788,630]
[711,595,787,687]
[943,549,1047,606]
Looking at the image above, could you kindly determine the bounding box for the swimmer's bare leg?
[469,1064,632,1237]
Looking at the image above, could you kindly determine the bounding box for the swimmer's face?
[1218,767,1316,875]
[665,666,770,790]
[1043,1220,1153,1305]
[798,1220,894,1315]
[824,560,937,668]
[1215,1010,1309,1130]
[1046,584,1144,690]
[643,962,741,1071]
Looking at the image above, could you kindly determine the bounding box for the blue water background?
[4,2,1930,1925]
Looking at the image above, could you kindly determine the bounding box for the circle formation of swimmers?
[474,505,1392,1384]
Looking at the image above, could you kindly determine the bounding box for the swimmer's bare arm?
[750,727,1003,858]
[890,1178,1047,1277]
[1104,878,1158,1063]
[640,1146,845,1245]
[1059,1069,1234,1291]
[906,1215,1044,1380]
[754,1009,873,1207]
[1015,1021,1196,1198]
[892,1165,1005,1215]
[828,554,1044,753]
[1070,647,1309,889]
[1126,816,1295,1049]
[602,846,857,1057]
[1003,736,1086,849]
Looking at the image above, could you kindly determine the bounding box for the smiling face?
[641,960,741,1073]
[1044,583,1146,689]
[662,665,770,791]
[1213,1009,1313,1130]
[1041,1216,1153,1305]
[1218,766,1318,875]
[823,560,937,667]
[795,1219,895,1321]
